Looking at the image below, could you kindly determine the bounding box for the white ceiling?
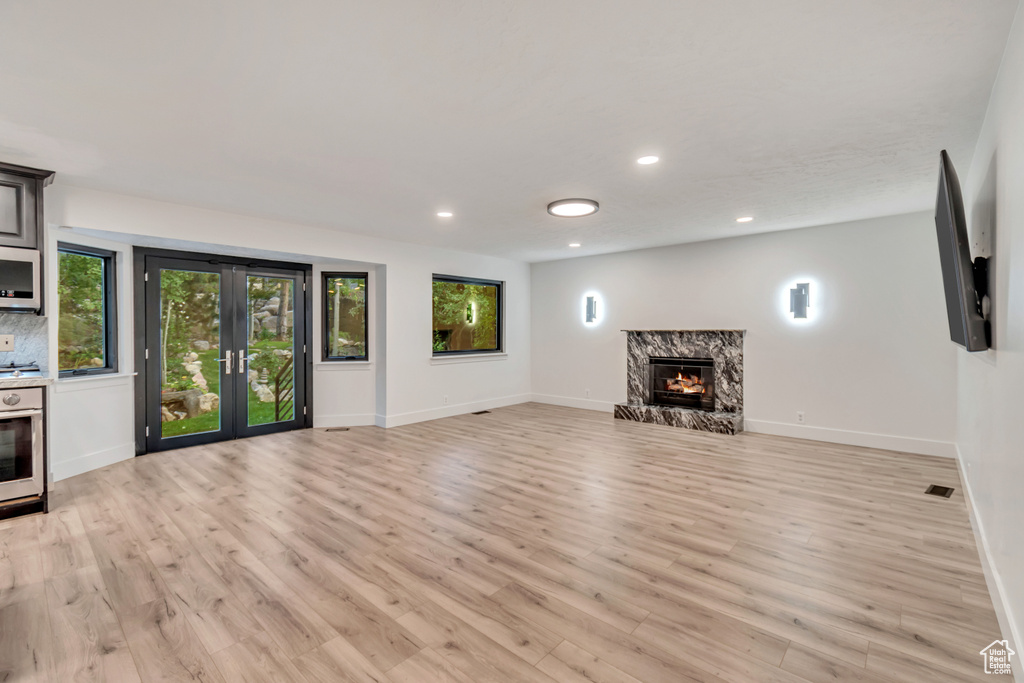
[0,1,1017,262]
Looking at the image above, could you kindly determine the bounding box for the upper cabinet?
[0,162,55,250]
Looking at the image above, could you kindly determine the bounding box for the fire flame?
[667,372,704,394]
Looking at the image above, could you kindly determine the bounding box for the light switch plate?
[0,335,13,352]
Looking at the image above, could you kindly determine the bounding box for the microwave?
[0,246,40,311]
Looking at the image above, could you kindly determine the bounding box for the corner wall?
[959,0,1024,667]
[530,212,958,456]
[44,228,137,481]
[310,263,380,428]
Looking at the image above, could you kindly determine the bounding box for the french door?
[139,253,310,452]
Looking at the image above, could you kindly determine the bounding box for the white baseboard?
[381,394,532,428]
[743,419,956,458]
[955,445,1023,680]
[312,413,376,429]
[530,393,615,412]
[51,442,135,482]
[526,398,956,459]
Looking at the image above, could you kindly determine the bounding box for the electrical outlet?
[443,395,449,405]
[796,411,805,424]
[0,335,13,352]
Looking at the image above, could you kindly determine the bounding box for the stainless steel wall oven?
[0,387,44,501]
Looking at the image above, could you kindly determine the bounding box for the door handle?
[238,350,250,375]
[216,350,233,374]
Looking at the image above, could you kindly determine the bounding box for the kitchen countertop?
[0,376,55,389]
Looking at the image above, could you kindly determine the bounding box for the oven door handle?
[0,409,43,421]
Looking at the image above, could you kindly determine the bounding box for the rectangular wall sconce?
[790,283,809,318]
[586,296,598,323]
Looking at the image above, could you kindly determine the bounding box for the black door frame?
[133,247,314,455]
[231,263,309,441]
[143,256,237,451]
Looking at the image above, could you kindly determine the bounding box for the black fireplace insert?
[647,356,715,411]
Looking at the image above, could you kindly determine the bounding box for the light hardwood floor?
[0,403,1006,682]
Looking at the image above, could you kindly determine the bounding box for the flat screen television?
[934,150,989,352]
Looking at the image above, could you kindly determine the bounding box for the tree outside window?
[432,276,501,354]
[58,245,116,375]
[323,273,367,360]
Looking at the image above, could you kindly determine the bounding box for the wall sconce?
[466,302,475,324]
[790,283,809,319]
[582,291,603,326]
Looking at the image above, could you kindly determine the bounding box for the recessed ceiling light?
[548,199,599,217]
[569,243,581,248]
[437,211,453,218]
[637,156,659,165]
[736,216,754,223]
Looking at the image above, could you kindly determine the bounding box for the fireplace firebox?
[647,357,715,411]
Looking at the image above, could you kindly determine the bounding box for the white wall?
[311,263,380,428]
[45,227,137,481]
[959,0,1024,668]
[44,183,531,477]
[49,375,136,480]
[531,211,958,456]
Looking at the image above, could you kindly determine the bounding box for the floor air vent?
[326,427,350,432]
[925,484,954,498]
[471,410,492,415]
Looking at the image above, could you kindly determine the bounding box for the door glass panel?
[245,276,295,426]
[160,270,222,438]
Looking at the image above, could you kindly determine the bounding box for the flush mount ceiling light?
[736,216,753,223]
[568,243,581,248]
[437,211,453,218]
[548,199,599,217]
[637,155,659,165]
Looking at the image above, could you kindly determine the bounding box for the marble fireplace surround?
[614,329,745,434]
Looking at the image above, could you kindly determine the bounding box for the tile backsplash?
[0,312,49,375]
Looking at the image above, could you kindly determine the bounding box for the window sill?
[54,372,134,392]
[314,361,373,372]
[430,353,508,365]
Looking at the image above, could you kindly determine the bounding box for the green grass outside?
[161,341,295,438]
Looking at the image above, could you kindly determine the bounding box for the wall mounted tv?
[934,150,989,352]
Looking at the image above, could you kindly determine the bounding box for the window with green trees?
[57,244,116,375]
[323,273,367,360]
[432,275,502,354]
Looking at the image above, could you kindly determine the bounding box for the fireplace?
[648,356,715,411]
[616,330,743,434]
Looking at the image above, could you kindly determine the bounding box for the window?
[432,275,502,355]
[323,272,368,360]
[57,244,117,376]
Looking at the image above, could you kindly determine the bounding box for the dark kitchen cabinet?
[0,162,55,250]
